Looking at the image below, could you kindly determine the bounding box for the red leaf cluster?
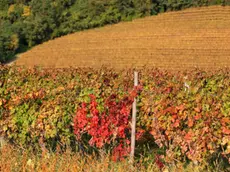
[73,86,141,159]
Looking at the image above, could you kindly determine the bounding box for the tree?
[0,21,19,62]
[133,0,153,17]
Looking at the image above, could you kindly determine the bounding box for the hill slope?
[16,6,230,70]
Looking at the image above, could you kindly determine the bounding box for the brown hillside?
[16,6,230,70]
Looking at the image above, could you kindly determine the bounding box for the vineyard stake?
[130,71,138,162]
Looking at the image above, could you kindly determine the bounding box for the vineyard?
[16,6,230,70]
[2,5,230,171]
[1,66,230,171]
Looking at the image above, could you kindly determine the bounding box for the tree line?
[0,0,228,63]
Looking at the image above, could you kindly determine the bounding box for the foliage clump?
[0,66,230,169]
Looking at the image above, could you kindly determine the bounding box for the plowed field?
[16,6,230,70]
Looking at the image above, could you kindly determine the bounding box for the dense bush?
[0,0,229,63]
[73,87,142,161]
[0,66,134,150]
[0,66,230,168]
[138,69,230,165]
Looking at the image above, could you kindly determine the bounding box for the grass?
[0,144,159,172]
[1,144,228,172]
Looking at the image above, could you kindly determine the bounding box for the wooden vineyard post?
[130,71,138,163]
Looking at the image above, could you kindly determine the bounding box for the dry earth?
[16,6,230,70]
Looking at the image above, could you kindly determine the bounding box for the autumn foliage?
[0,66,230,166]
[138,69,230,164]
[73,87,141,160]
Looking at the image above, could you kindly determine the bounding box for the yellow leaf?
[22,6,31,17]
[8,5,15,14]
[226,144,230,154]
